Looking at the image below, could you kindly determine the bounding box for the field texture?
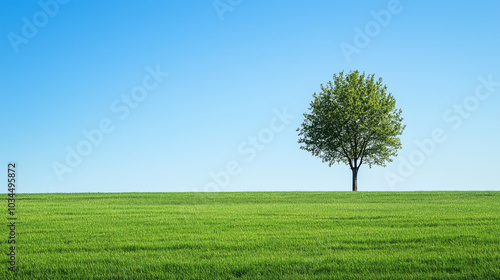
[3,191,500,279]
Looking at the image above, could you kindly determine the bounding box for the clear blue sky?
[1,0,499,193]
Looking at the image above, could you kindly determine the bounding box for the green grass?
[3,191,500,279]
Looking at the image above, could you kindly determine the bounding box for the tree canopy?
[297,70,405,191]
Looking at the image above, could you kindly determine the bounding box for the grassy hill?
[3,191,499,279]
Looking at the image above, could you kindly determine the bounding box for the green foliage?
[298,70,405,170]
[2,192,500,279]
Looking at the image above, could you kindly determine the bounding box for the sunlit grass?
[3,191,499,279]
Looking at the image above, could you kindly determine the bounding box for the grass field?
[3,191,499,279]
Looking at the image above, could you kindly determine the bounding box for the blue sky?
[1,0,499,193]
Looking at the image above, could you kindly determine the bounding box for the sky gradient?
[1,0,500,193]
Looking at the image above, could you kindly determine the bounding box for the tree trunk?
[352,167,358,191]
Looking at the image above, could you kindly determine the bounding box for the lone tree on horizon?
[297,71,405,191]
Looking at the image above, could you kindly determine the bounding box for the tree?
[297,70,405,191]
